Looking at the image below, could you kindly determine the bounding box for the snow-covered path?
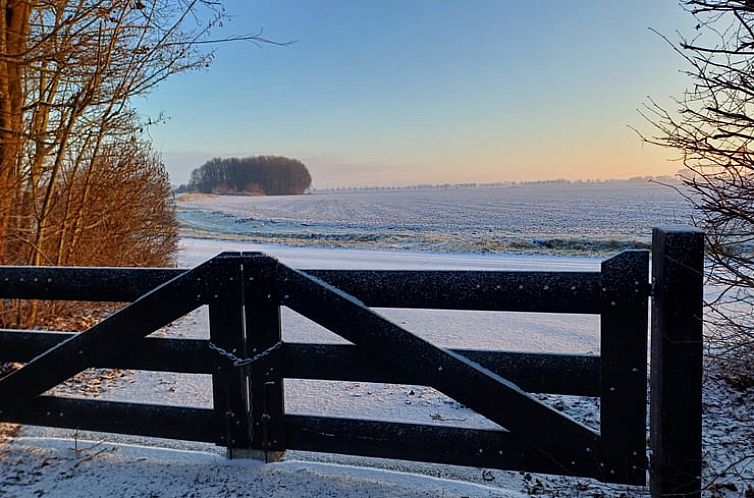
[1,437,530,498]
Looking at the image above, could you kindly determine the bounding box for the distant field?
[177,182,692,255]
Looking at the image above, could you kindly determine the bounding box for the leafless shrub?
[641,1,754,370]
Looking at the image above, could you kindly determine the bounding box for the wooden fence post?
[600,250,650,485]
[243,254,285,460]
[207,255,252,452]
[650,226,704,498]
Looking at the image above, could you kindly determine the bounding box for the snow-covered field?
[3,186,753,497]
[178,182,691,255]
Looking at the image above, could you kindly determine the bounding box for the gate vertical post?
[244,253,285,459]
[650,227,704,498]
[207,255,252,451]
[600,250,650,485]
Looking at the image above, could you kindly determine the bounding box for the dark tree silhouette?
[188,156,312,195]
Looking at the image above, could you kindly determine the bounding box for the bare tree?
[0,1,275,326]
[0,1,31,262]
[642,1,754,361]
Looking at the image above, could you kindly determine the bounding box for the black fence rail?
[0,226,704,498]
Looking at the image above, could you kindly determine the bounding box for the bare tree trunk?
[0,1,31,264]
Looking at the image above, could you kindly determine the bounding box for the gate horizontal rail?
[0,330,599,395]
[0,399,596,477]
[0,266,601,313]
[284,414,593,477]
[1,396,215,443]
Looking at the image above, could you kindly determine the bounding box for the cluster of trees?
[0,1,236,327]
[186,156,312,195]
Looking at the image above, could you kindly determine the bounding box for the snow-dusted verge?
[4,239,754,497]
[0,437,528,498]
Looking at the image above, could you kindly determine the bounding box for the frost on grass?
[177,183,689,256]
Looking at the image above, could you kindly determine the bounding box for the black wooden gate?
[0,227,704,497]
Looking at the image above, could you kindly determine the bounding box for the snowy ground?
[176,184,691,255]
[0,437,529,498]
[3,238,754,497]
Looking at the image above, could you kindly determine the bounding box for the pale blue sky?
[137,1,694,188]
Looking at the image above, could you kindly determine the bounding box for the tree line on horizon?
[184,156,312,195]
[316,175,682,193]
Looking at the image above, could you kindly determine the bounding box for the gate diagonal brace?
[273,261,601,462]
[0,257,221,409]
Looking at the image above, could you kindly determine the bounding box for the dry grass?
[0,362,21,445]
[0,423,18,444]
[176,192,217,202]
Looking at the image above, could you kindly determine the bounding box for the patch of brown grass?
[0,363,21,445]
[0,423,19,443]
[177,192,217,202]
